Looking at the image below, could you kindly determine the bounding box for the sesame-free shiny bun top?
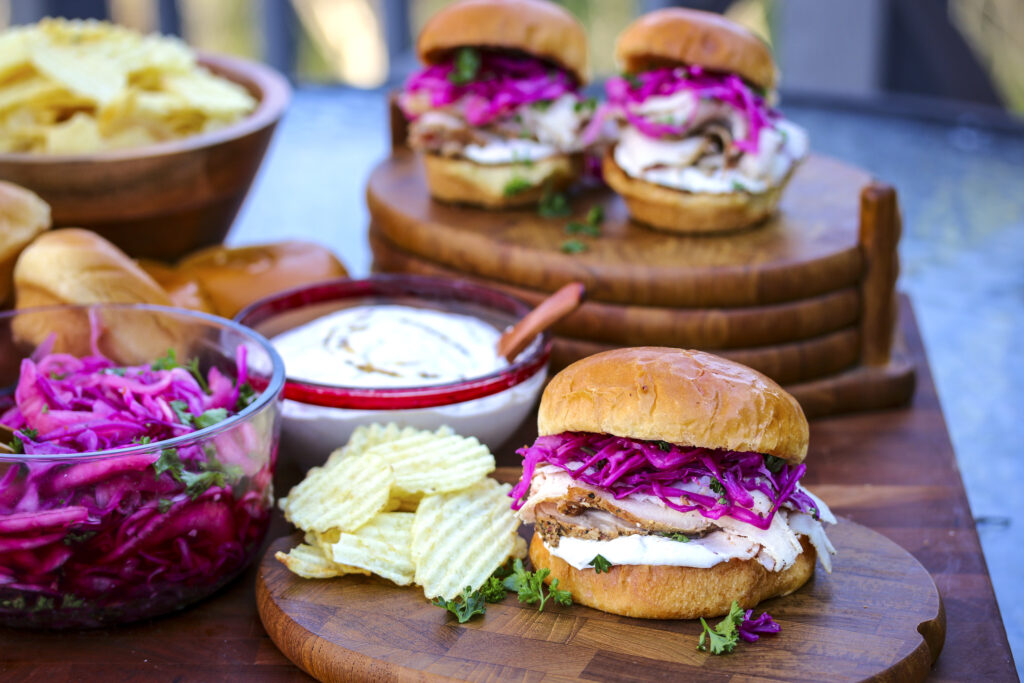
[537,347,808,463]
[417,0,589,84]
[615,8,776,91]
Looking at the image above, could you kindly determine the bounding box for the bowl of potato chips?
[0,19,289,260]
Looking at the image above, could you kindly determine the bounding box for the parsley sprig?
[503,558,572,611]
[448,47,481,85]
[698,601,746,655]
[433,586,487,623]
[588,554,611,573]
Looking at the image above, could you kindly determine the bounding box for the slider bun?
[616,8,776,91]
[603,150,790,234]
[179,241,348,318]
[422,152,581,209]
[13,229,186,362]
[530,532,815,619]
[137,259,215,314]
[418,0,588,84]
[0,181,50,304]
[538,346,808,464]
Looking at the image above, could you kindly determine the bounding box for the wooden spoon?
[0,424,16,454]
[497,282,585,362]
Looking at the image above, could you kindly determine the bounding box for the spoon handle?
[498,282,585,362]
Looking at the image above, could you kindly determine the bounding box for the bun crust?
[616,8,776,91]
[422,152,581,209]
[530,532,815,619]
[179,241,348,318]
[538,347,808,463]
[0,181,50,304]
[603,150,790,234]
[137,259,215,314]
[418,0,588,84]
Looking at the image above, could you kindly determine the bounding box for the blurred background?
[2,0,1023,676]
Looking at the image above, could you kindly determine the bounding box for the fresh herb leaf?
[63,530,97,545]
[151,349,178,371]
[709,477,728,505]
[502,559,572,612]
[538,186,571,218]
[433,585,487,623]
[61,594,86,609]
[480,576,508,603]
[503,176,533,197]
[588,554,611,573]
[697,601,746,655]
[560,239,587,254]
[185,357,210,393]
[195,408,228,430]
[574,96,597,112]
[236,382,257,411]
[585,205,604,225]
[661,532,691,543]
[153,448,184,483]
[549,578,572,606]
[132,435,152,445]
[531,99,552,111]
[22,428,38,440]
[566,222,600,237]
[169,400,193,427]
[182,469,227,499]
[654,440,673,452]
[763,455,785,473]
[157,498,174,513]
[448,47,481,85]
[730,180,748,192]
[7,434,23,453]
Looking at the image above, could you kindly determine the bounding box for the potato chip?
[411,478,521,599]
[44,111,102,154]
[282,450,394,533]
[274,543,369,580]
[324,422,422,468]
[326,512,416,586]
[367,427,494,496]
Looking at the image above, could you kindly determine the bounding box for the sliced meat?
[558,486,714,535]
[533,502,644,546]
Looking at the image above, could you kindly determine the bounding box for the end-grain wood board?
[257,517,944,683]
[369,228,862,349]
[366,152,867,309]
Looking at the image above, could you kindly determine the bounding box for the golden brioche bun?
[417,0,588,84]
[422,152,581,209]
[538,346,808,463]
[179,241,348,318]
[530,532,815,619]
[615,8,776,91]
[137,259,215,314]
[603,150,791,234]
[0,181,50,304]
[12,229,186,362]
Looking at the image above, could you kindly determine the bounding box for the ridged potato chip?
[326,512,416,586]
[282,450,394,533]
[411,478,521,599]
[273,543,369,580]
[368,428,494,496]
[324,422,423,468]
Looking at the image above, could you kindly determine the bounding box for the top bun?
[615,8,776,91]
[537,347,808,463]
[417,0,588,84]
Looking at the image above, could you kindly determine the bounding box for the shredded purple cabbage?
[582,65,776,152]
[0,347,272,627]
[510,432,818,530]
[738,609,781,642]
[399,51,577,127]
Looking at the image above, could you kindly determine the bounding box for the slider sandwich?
[597,9,808,233]
[511,347,835,619]
[399,0,593,208]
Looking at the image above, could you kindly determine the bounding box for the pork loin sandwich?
[398,0,592,208]
[598,9,808,233]
[511,347,835,619]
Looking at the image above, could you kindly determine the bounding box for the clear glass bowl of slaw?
[236,275,551,471]
[0,304,284,628]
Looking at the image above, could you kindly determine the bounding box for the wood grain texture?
[256,517,944,683]
[366,152,867,308]
[859,184,901,366]
[0,54,290,261]
[370,228,862,349]
[0,299,1013,681]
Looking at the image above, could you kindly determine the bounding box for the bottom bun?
[602,150,792,234]
[422,152,581,209]
[530,532,815,619]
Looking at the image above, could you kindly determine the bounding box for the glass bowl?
[236,274,551,470]
[0,304,284,628]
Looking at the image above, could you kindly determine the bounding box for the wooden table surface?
[0,297,1016,682]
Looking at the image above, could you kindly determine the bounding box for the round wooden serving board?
[257,518,945,683]
[366,153,868,309]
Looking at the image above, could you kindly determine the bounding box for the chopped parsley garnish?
[479,576,508,603]
[538,186,571,218]
[709,477,728,504]
[157,498,174,513]
[566,222,600,237]
[185,357,210,393]
[503,176,533,197]
[698,601,745,655]
[763,455,785,473]
[560,239,587,254]
[661,532,691,543]
[588,554,612,573]
[731,180,748,193]
[502,558,572,611]
[433,586,487,623]
[151,349,178,371]
[447,47,481,85]
[236,382,257,411]
[152,447,238,500]
[654,440,673,452]
[169,400,193,427]
[195,408,228,430]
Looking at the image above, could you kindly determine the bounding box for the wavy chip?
[368,428,494,496]
[282,450,394,533]
[274,543,369,580]
[411,478,521,599]
[324,422,424,468]
[326,512,416,586]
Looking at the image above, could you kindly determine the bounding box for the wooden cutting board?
[256,518,945,683]
[366,152,867,309]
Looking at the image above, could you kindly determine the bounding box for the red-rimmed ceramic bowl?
[236,275,551,468]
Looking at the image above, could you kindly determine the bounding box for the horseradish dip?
[272,305,508,387]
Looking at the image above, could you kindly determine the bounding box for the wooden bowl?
[0,54,290,261]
